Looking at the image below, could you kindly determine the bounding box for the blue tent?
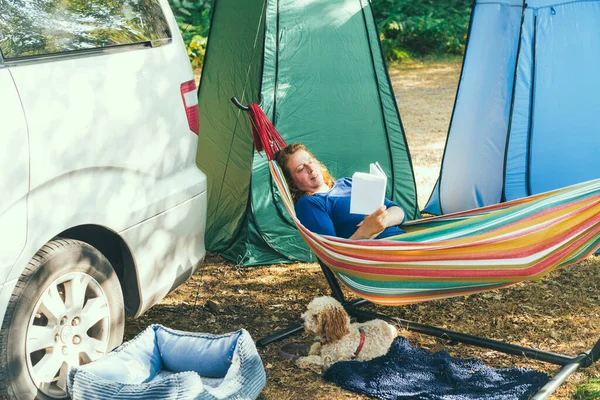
[425,0,600,215]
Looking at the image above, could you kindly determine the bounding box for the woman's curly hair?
[274,143,334,203]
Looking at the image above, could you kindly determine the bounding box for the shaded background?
[168,0,472,70]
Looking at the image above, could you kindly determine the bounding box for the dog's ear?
[319,306,348,343]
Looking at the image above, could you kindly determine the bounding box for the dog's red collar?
[352,328,366,359]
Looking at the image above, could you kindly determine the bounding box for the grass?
[577,379,600,399]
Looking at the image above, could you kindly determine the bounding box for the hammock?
[237,101,600,398]
[244,103,600,306]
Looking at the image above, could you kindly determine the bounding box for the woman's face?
[287,149,325,194]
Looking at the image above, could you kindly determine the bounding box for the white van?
[0,1,207,398]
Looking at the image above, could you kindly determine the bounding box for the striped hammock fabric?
[270,161,600,305]
[241,102,600,306]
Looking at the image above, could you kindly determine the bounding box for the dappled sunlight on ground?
[127,253,600,399]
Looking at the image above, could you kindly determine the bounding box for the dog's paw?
[295,356,310,369]
[295,355,324,373]
[308,342,321,355]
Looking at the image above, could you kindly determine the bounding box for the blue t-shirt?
[294,177,405,239]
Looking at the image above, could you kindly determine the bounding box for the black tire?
[0,239,124,400]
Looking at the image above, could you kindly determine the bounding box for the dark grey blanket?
[323,337,549,400]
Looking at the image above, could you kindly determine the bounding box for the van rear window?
[0,0,172,60]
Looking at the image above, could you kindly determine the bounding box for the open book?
[350,162,387,215]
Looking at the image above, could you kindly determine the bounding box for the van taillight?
[180,80,199,135]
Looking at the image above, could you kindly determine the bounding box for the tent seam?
[501,1,528,202]
[526,14,538,196]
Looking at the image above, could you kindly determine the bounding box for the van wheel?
[0,239,124,399]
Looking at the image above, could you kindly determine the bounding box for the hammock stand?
[231,98,600,398]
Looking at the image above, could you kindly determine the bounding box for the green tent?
[196,0,419,266]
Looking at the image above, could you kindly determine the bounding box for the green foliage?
[168,0,212,68]
[575,378,600,399]
[372,0,471,62]
[167,0,471,68]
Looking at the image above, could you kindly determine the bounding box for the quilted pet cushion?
[67,325,266,400]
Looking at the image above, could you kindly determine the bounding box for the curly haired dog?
[296,296,397,371]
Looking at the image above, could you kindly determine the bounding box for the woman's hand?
[350,206,388,240]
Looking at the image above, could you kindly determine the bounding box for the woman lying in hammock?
[274,143,405,240]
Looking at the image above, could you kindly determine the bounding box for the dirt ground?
[126,59,600,399]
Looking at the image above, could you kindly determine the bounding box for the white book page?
[370,162,387,178]
[350,166,387,215]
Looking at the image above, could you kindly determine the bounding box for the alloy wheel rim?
[25,271,111,398]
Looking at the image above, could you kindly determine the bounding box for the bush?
[169,0,212,69]
[169,0,471,68]
[372,0,471,61]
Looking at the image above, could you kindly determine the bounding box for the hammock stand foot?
[256,261,600,399]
